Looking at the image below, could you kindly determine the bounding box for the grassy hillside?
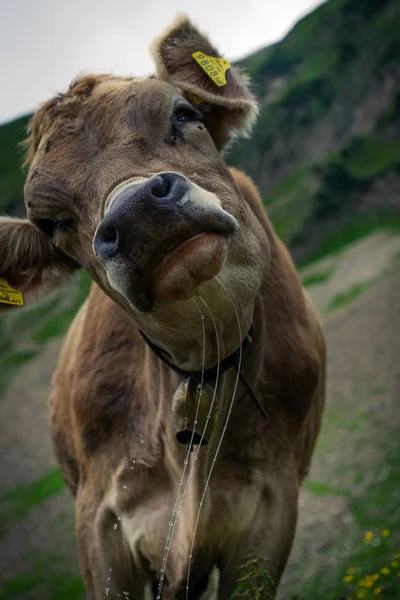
[0,115,30,215]
[228,0,400,259]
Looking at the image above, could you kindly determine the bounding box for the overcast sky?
[0,0,323,124]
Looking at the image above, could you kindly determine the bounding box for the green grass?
[0,553,84,600]
[302,267,334,287]
[326,281,373,313]
[300,212,400,267]
[337,449,400,600]
[344,138,400,180]
[0,114,30,214]
[291,426,400,600]
[371,384,388,396]
[303,480,349,497]
[266,170,316,244]
[0,469,66,539]
[31,271,92,344]
[32,310,79,343]
[0,349,39,397]
[264,168,308,207]
[0,271,92,398]
[270,211,308,245]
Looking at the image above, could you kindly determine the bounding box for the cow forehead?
[25,76,184,199]
[26,76,177,166]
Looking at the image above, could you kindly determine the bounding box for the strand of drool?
[156,300,207,599]
[185,282,243,600]
[157,295,221,598]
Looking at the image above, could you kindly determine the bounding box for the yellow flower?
[380,567,390,575]
[373,588,382,595]
[390,560,398,567]
[343,575,354,582]
[395,552,400,558]
[364,531,374,544]
[347,567,355,574]
[381,529,390,536]
[356,591,366,599]
[358,576,374,587]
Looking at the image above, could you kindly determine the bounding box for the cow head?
[0,15,269,369]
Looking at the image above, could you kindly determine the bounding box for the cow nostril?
[102,225,117,243]
[151,179,170,199]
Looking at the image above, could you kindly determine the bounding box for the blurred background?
[0,0,399,598]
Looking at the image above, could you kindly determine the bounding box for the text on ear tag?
[192,52,231,87]
[0,278,24,306]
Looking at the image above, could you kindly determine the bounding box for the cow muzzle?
[93,172,238,311]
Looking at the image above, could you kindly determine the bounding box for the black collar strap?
[138,327,269,421]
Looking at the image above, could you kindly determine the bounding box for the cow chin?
[101,247,263,371]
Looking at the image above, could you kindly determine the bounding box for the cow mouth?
[105,206,239,312]
[151,231,230,304]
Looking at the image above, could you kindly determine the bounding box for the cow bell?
[172,375,218,450]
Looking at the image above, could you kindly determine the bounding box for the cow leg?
[75,528,147,600]
[151,566,212,600]
[75,489,146,600]
[217,482,298,600]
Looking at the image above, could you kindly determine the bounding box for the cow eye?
[173,103,202,123]
[36,218,74,237]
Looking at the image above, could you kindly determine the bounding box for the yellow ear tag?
[187,92,204,105]
[0,278,24,306]
[192,52,231,87]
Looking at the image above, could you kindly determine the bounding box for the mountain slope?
[228,0,400,259]
[0,115,29,215]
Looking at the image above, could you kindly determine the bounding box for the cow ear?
[150,14,258,150]
[0,217,79,310]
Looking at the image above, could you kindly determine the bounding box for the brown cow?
[0,15,325,600]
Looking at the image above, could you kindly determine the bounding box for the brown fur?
[48,168,325,599]
[0,16,325,599]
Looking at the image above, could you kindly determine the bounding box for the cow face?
[0,16,269,367]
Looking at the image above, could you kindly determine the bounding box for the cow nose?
[146,173,187,204]
[93,173,187,261]
[144,173,187,205]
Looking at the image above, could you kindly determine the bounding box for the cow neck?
[138,326,269,422]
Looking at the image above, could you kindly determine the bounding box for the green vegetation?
[0,115,30,214]
[312,137,400,221]
[0,469,66,540]
[0,270,92,397]
[0,553,84,600]
[231,0,400,169]
[303,480,349,497]
[227,0,400,263]
[326,281,373,312]
[298,212,400,267]
[302,267,334,287]
[231,553,301,599]
[266,169,316,243]
[31,273,92,343]
[232,555,277,599]
[264,168,309,207]
[284,414,400,599]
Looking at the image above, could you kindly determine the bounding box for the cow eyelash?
[36,218,74,237]
[173,105,202,124]
[166,104,204,145]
